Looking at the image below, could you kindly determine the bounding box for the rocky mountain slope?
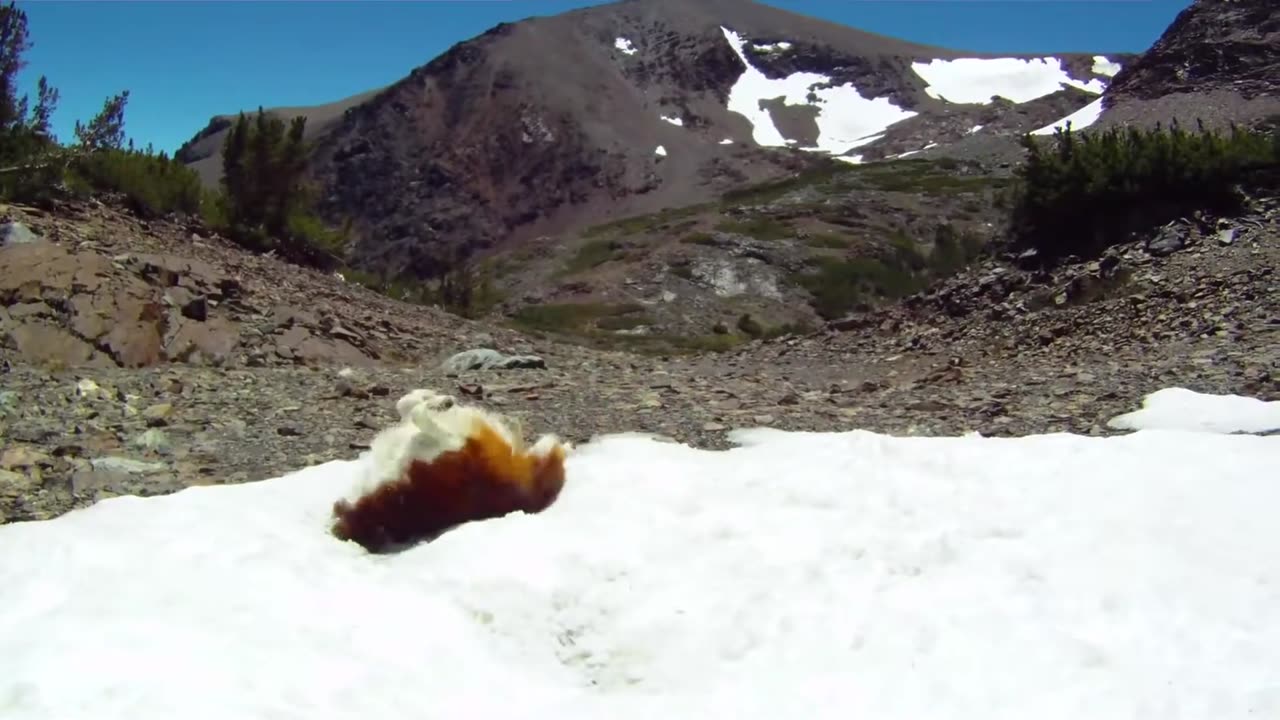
[177,0,1131,280]
[1098,0,1280,130]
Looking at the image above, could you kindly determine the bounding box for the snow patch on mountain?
[1031,97,1106,135]
[720,26,917,156]
[660,115,684,127]
[655,145,668,157]
[1092,55,1123,77]
[911,57,1107,104]
[615,37,636,56]
[753,41,792,52]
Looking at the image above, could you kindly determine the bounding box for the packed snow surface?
[1092,55,1123,77]
[1107,387,1280,434]
[614,37,636,56]
[1031,96,1106,135]
[721,26,917,155]
[911,57,1106,104]
[2,388,1279,720]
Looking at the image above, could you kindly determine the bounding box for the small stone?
[143,402,173,426]
[1,446,49,470]
[131,428,172,454]
[752,414,775,425]
[702,422,727,431]
[277,425,303,437]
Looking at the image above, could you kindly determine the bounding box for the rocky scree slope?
[0,199,579,372]
[177,0,1128,281]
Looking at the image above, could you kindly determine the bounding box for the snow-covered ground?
[614,37,636,56]
[1031,96,1107,136]
[659,114,683,127]
[911,57,1107,104]
[720,26,918,155]
[2,388,1278,720]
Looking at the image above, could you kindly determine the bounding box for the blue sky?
[17,0,1192,155]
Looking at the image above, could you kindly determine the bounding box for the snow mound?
[1092,55,1123,77]
[721,26,917,156]
[911,57,1106,104]
[1031,97,1106,135]
[1107,387,1280,435]
[2,389,1278,719]
[659,114,683,127]
[654,145,667,157]
[614,37,636,56]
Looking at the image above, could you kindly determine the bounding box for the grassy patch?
[581,202,715,239]
[668,260,695,279]
[714,217,793,241]
[718,159,855,206]
[510,302,647,333]
[561,238,626,276]
[508,302,752,355]
[681,232,718,246]
[804,233,852,249]
[795,256,926,320]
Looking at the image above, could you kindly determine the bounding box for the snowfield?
[1032,96,1107,136]
[1,388,1278,719]
[721,26,918,155]
[911,57,1108,104]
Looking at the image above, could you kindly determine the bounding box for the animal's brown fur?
[331,416,568,553]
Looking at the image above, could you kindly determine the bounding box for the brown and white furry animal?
[331,389,572,553]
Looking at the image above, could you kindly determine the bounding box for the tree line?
[0,1,343,268]
[1009,117,1279,260]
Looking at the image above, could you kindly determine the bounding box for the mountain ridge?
[177,0,1131,282]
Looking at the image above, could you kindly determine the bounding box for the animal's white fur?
[345,389,572,503]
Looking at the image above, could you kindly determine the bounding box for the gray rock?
[89,456,167,475]
[1146,224,1187,257]
[0,221,39,246]
[443,348,547,373]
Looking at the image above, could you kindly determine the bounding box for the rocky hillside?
[1099,0,1280,130]
[484,155,1007,350]
[177,0,1131,281]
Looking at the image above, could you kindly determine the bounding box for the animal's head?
[395,388,455,420]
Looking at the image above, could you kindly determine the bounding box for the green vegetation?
[511,301,647,333]
[713,216,793,241]
[213,109,348,268]
[680,232,717,246]
[0,3,204,218]
[561,237,625,275]
[794,222,985,320]
[581,202,714,239]
[804,232,851,249]
[343,259,504,319]
[718,158,853,205]
[853,158,1007,194]
[510,301,749,355]
[0,1,348,270]
[795,256,923,320]
[1010,120,1279,260]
